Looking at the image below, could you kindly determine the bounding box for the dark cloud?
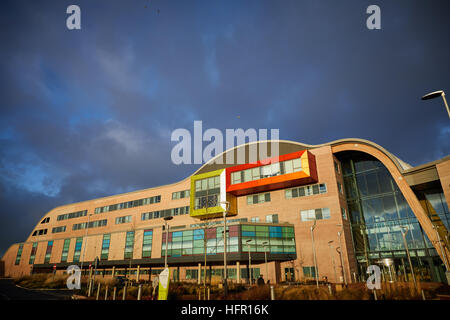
[1,0,449,256]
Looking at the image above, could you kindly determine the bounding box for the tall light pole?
[310,219,319,287]
[262,241,269,284]
[163,216,173,268]
[328,240,338,284]
[400,226,417,291]
[220,201,230,297]
[80,213,92,277]
[421,90,450,119]
[246,239,252,284]
[337,224,347,285]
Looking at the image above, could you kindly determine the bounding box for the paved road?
[0,278,75,300]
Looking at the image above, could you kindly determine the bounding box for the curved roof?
[193,138,412,175]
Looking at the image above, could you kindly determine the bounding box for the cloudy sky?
[1,0,449,256]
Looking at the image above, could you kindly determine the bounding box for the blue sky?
[0,0,449,256]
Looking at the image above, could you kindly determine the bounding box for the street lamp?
[80,213,92,277]
[310,219,319,287]
[400,226,417,291]
[163,216,173,268]
[246,239,252,284]
[328,240,338,284]
[380,258,394,282]
[421,90,450,119]
[337,224,347,285]
[262,241,269,284]
[220,201,230,297]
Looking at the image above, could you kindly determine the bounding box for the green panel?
[242,225,256,232]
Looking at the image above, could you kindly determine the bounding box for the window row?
[21,223,295,265]
[241,225,296,254]
[61,239,70,262]
[230,158,302,185]
[194,176,220,192]
[300,208,331,222]
[194,194,219,210]
[57,210,87,221]
[247,193,270,205]
[32,229,47,236]
[101,234,111,260]
[115,215,132,224]
[41,217,50,224]
[141,206,190,220]
[52,226,66,233]
[72,219,107,230]
[172,190,190,200]
[285,183,327,199]
[162,225,240,257]
[44,241,53,263]
[94,195,161,214]
[15,244,23,265]
[190,218,248,229]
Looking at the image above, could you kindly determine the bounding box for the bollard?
[373,289,377,300]
[88,279,92,297]
[113,287,117,300]
[137,284,142,300]
[270,285,275,300]
[122,285,127,300]
[421,289,426,300]
[207,287,210,300]
[105,285,109,300]
[328,284,333,296]
[198,289,201,300]
[96,283,101,300]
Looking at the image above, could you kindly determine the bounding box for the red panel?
[225,150,317,196]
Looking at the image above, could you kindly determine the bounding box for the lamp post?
[337,224,347,285]
[421,90,450,119]
[400,226,417,291]
[381,258,394,282]
[246,239,252,284]
[220,201,230,297]
[262,241,269,284]
[310,219,319,287]
[80,213,92,278]
[163,216,173,268]
[328,240,338,284]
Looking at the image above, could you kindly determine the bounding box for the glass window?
[244,169,252,182]
[252,168,260,180]
[285,189,292,199]
[232,172,241,184]
[292,158,301,171]
[271,163,280,176]
[342,208,347,220]
[322,208,331,219]
[284,160,293,174]
[312,185,319,195]
[262,165,271,178]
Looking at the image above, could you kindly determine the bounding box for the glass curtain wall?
[338,151,447,283]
